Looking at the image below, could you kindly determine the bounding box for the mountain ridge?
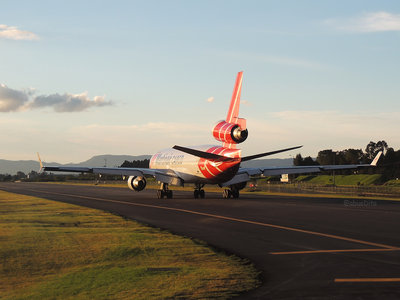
[0,154,152,175]
[0,155,293,175]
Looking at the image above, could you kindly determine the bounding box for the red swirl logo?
[198,146,241,179]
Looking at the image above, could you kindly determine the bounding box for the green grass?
[295,174,383,186]
[0,191,260,299]
[384,179,400,187]
[243,189,400,201]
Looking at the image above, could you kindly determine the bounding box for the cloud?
[326,11,400,32]
[206,96,214,103]
[263,110,400,151]
[0,84,29,112]
[30,92,112,112]
[255,55,323,69]
[229,110,399,160]
[241,100,251,106]
[66,122,209,154]
[0,84,112,113]
[223,51,327,70]
[74,122,205,134]
[0,24,39,40]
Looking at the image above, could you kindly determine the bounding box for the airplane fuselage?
[149,145,241,184]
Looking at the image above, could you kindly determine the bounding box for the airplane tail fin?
[370,151,383,166]
[226,71,243,124]
[214,71,247,149]
[37,152,44,172]
[226,71,246,129]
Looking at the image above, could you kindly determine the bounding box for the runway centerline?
[270,248,400,255]
[335,278,400,283]
[26,187,397,250]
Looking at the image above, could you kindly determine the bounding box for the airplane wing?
[221,151,383,187]
[41,165,153,176]
[37,154,184,186]
[41,165,184,186]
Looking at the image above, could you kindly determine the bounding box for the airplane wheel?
[167,190,173,199]
[199,189,205,198]
[222,189,231,198]
[157,190,162,199]
[194,190,199,199]
[232,190,239,198]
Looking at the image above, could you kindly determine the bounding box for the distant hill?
[0,154,292,175]
[0,155,152,175]
[0,159,41,175]
[77,155,152,168]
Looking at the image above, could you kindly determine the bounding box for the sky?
[1,0,399,163]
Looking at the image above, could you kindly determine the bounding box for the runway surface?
[1,182,400,299]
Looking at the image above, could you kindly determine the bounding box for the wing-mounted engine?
[127,176,147,191]
[212,120,248,144]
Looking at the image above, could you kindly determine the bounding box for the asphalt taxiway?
[1,182,399,299]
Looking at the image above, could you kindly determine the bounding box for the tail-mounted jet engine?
[212,120,248,144]
[127,176,147,191]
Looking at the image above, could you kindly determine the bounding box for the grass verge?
[37,181,400,201]
[0,190,260,299]
[295,174,383,185]
[384,179,400,187]
[243,189,400,201]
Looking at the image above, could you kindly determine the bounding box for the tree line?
[293,140,400,180]
[0,170,97,182]
[0,160,151,182]
[120,159,150,168]
[1,142,399,182]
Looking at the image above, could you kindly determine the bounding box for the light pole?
[332,151,337,187]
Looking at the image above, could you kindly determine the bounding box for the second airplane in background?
[39,72,382,199]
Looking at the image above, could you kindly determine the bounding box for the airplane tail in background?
[212,71,248,149]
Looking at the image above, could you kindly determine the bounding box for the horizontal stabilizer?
[173,145,238,162]
[241,145,303,162]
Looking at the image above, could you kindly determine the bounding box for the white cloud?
[255,55,323,69]
[65,122,209,155]
[62,111,400,160]
[223,51,327,70]
[326,11,400,33]
[241,100,251,106]
[69,112,399,159]
[71,122,206,136]
[0,84,29,112]
[206,96,214,103]
[1,107,399,162]
[253,110,400,155]
[0,84,112,113]
[0,24,39,40]
[29,92,112,112]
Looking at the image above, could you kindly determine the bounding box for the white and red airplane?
[39,72,382,199]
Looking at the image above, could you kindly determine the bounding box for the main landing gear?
[157,182,173,199]
[222,186,240,199]
[194,184,205,199]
